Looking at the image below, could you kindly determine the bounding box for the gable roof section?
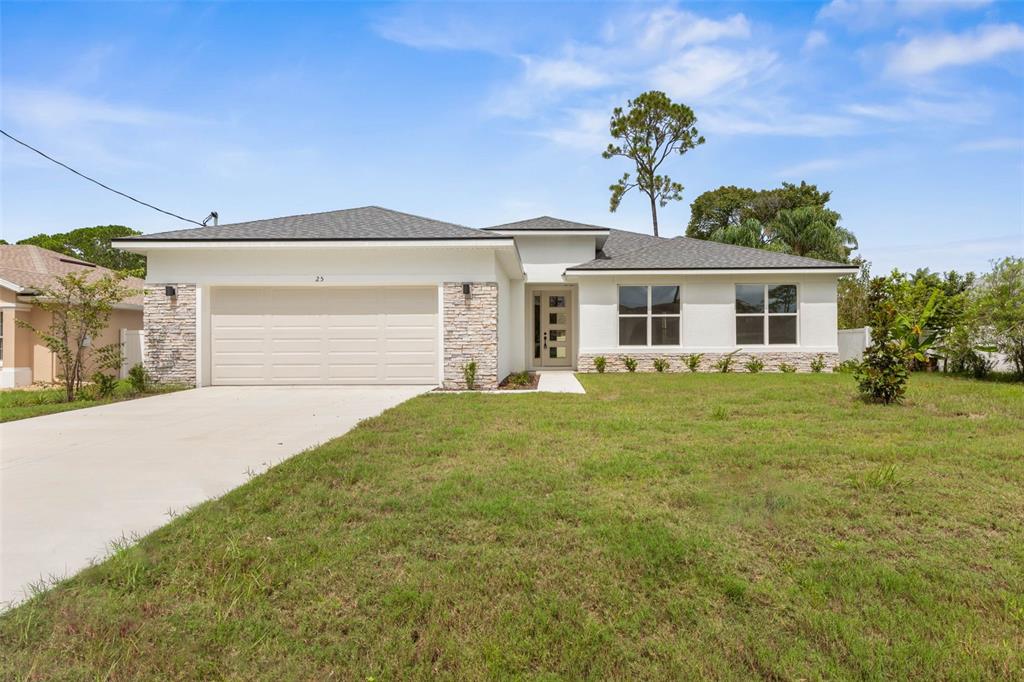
[482,216,611,232]
[568,236,854,271]
[119,206,503,242]
[0,245,144,304]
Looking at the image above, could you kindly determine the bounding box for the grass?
[1,373,1022,679]
[0,382,185,422]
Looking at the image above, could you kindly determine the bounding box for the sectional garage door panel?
[211,287,438,385]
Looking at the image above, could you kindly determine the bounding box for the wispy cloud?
[818,0,994,28]
[775,157,848,177]
[3,87,203,129]
[803,30,829,52]
[372,9,512,54]
[886,23,1024,77]
[844,96,992,124]
[955,137,1024,152]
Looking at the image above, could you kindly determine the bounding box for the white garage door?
[210,287,438,385]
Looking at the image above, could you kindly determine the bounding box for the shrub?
[593,356,607,373]
[623,357,637,372]
[91,371,118,399]
[835,359,861,374]
[505,371,532,388]
[127,363,150,394]
[463,361,478,390]
[778,362,797,373]
[714,350,740,373]
[683,353,704,372]
[856,278,910,404]
[653,357,669,373]
[810,354,826,373]
[744,357,764,373]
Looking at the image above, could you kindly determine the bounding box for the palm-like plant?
[708,218,768,249]
[770,206,857,262]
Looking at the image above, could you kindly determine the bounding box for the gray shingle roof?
[568,236,852,270]
[483,216,612,231]
[599,229,666,259]
[120,206,501,241]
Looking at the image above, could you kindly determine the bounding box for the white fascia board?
[564,267,859,276]
[112,239,518,253]
[0,278,27,293]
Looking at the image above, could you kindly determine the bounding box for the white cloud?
[818,0,993,27]
[955,137,1024,152]
[372,10,510,53]
[632,7,750,51]
[651,47,776,100]
[520,55,611,90]
[532,109,609,151]
[775,157,847,177]
[700,108,860,137]
[886,24,1024,77]
[844,97,992,124]
[3,87,201,129]
[803,30,829,52]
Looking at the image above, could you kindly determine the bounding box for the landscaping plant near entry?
[623,356,638,372]
[653,358,669,373]
[744,357,764,373]
[593,356,607,373]
[779,362,797,373]
[683,353,704,372]
[462,361,478,390]
[810,354,826,373]
[714,349,740,373]
[2,374,1020,679]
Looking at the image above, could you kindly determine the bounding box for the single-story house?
[112,206,858,389]
[0,245,144,388]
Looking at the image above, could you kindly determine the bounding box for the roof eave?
[564,266,860,276]
[112,237,515,253]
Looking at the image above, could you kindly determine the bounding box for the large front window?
[735,284,797,345]
[618,285,680,346]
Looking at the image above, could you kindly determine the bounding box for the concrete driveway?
[0,385,428,606]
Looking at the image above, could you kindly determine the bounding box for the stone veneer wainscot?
[144,283,196,385]
[443,282,498,389]
[578,351,839,373]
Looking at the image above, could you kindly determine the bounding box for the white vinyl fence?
[838,327,871,363]
[120,329,145,378]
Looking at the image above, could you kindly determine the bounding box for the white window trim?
[617,285,682,348]
[735,284,799,347]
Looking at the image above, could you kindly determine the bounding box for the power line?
[0,128,204,227]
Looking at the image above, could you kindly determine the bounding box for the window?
[618,285,680,346]
[735,284,797,345]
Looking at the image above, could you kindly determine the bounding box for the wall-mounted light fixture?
[165,285,177,297]
[462,283,471,296]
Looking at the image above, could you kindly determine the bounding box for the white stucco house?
[112,206,858,389]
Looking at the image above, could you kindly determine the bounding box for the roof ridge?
[364,205,479,232]
[675,235,846,266]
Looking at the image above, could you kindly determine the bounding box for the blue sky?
[2,0,1022,274]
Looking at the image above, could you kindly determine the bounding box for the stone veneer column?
[144,283,197,386]
[443,282,498,389]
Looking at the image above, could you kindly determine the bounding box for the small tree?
[602,91,704,237]
[17,272,138,401]
[855,278,909,404]
[975,257,1024,376]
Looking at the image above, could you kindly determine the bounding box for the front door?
[539,290,572,367]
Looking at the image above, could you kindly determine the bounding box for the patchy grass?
[0,383,185,422]
[1,373,1022,679]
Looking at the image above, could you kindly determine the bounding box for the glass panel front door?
[539,290,572,367]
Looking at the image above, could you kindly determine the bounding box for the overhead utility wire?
[0,128,204,226]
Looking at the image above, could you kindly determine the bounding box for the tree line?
[1,225,146,276]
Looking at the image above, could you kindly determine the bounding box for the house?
[112,206,858,389]
[0,245,144,388]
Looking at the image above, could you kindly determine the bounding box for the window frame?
[734,283,799,346]
[617,284,682,347]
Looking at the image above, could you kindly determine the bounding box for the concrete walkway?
[0,385,428,607]
[536,371,587,394]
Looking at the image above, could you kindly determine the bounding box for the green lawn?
[2,374,1022,680]
[0,383,185,422]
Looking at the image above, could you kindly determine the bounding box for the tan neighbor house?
[0,245,144,388]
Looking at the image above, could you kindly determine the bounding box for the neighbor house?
[112,207,858,389]
[0,245,144,388]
